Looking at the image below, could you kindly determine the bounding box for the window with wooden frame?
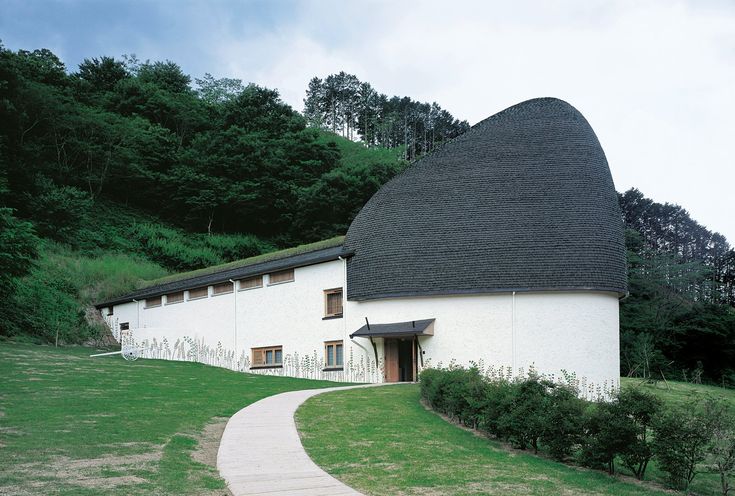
[268,269,294,285]
[324,341,344,368]
[323,288,343,318]
[165,291,184,305]
[212,282,234,296]
[188,286,209,300]
[251,346,283,368]
[107,306,114,316]
[238,275,263,291]
[144,296,162,308]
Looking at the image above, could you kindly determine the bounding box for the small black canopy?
[350,319,435,339]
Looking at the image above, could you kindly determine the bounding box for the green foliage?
[304,71,469,159]
[652,400,714,490]
[421,366,723,488]
[129,222,276,272]
[3,245,167,342]
[579,388,663,477]
[579,400,636,475]
[137,60,191,94]
[619,190,735,385]
[0,207,39,329]
[421,367,585,456]
[497,377,549,452]
[541,383,586,461]
[74,56,129,94]
[26,177,93,243]
[0,207,38,289]
[617,388,664,479]
[704,398,735,496]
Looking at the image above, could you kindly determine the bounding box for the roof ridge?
[381,97,576,187]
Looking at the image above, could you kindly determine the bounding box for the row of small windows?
[138,282,343,319]
[251,341,344,370]
[142,269,296,309]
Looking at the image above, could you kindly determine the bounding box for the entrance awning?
[349,319,435,339]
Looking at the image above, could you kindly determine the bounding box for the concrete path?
[217,385,374,496]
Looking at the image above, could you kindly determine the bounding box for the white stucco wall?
[346,291,620,395]
[102,260,370,380]
[101,260,620,395]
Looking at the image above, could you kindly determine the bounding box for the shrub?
[703,398,735,496]
[579,393,638,474]
[496,376,549,452]
[419,366,485,425]
[541,383,587,461]
[478,378,515,439]
[652,400,714,490]
[617,387,663,480]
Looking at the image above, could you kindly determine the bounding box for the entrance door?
[384,338,415,383]
[398,339,415,382]
[384,339,399,382]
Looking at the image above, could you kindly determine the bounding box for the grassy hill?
[0,342,346,495]
[298,380,735,496]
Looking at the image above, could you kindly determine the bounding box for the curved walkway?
[217,384,375,496]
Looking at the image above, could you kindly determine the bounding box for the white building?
[96,98,627,396]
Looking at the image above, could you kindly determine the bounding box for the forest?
[0,44,733,386]
[303,72,470,159]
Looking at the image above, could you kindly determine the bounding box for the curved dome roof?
[344,97,627,301]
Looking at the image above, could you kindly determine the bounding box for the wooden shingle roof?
[343,97,627,301]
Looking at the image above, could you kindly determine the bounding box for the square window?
[324,288,343,318]
[325,341,344,368]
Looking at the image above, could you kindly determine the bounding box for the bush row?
[420,366,735,493]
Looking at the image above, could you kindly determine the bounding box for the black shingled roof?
[343,97,627,301]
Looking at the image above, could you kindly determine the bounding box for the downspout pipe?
[511,291,516,373]
[132,299,140,331]
[339,255,347,378]
[229,280,237,352]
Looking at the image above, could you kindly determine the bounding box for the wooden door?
[384,339,399,382]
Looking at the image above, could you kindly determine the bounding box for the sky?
[2,0,733,242]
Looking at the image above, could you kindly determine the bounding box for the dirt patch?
[191,417,228,468]
[7,447,163,493]
[50,451,161,471]
[190,417,233,496]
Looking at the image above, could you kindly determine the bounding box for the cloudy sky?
[2,0,733,242]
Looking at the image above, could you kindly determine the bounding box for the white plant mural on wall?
[102,316,611,395]
[102,314,385,382]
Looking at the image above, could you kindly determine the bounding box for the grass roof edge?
[138,235,345,289]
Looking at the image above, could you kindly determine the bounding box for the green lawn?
[619,376,735,409]
[297,384,672,496]
[0,342,345,495]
